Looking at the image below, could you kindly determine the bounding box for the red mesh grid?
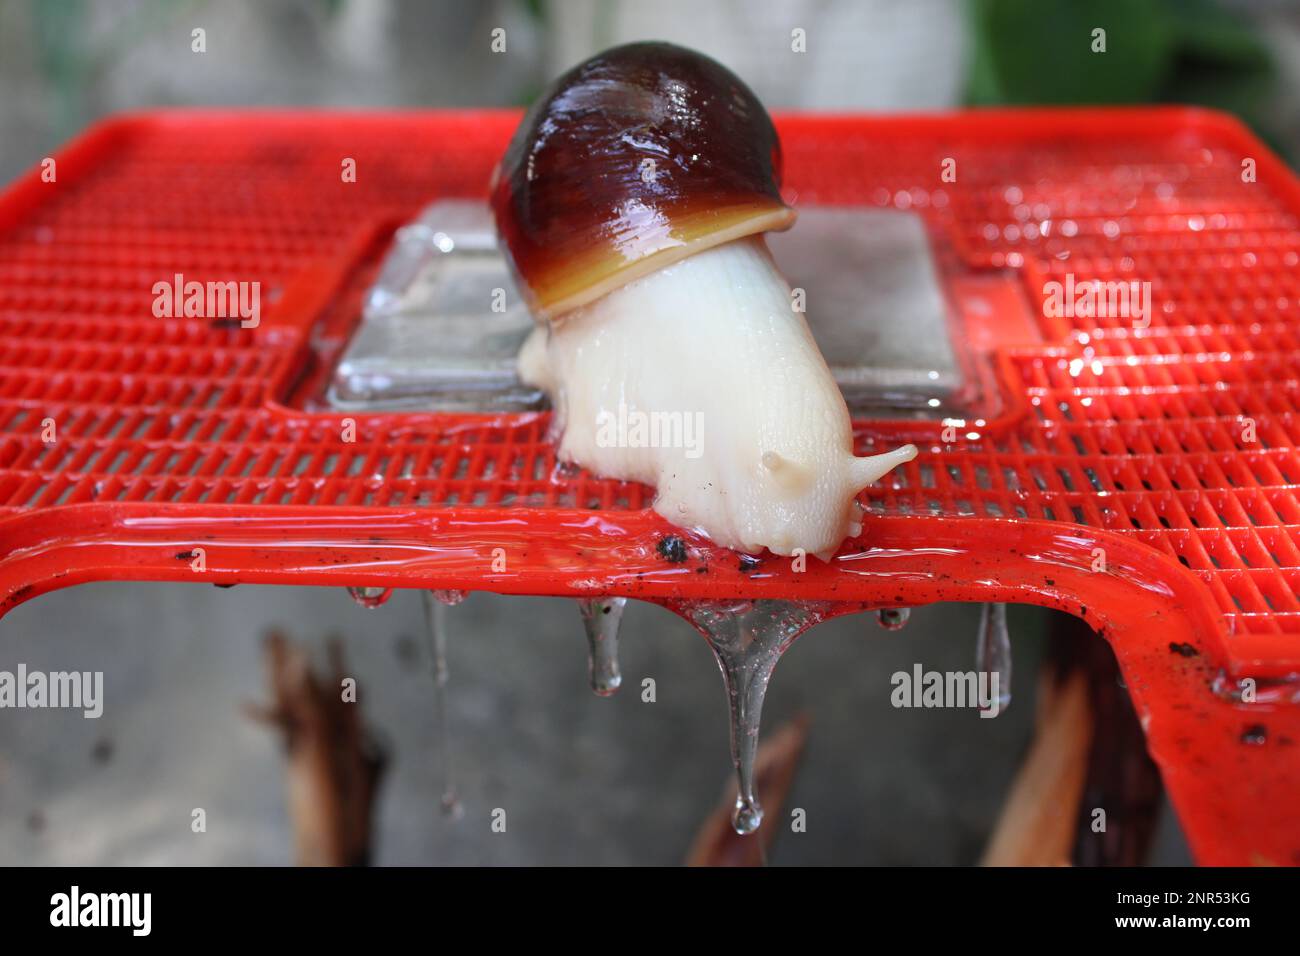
[1,108,1299,865]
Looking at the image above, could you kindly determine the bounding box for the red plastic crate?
[1,107,1298,865]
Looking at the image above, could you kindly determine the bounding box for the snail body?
[495,42,915,558]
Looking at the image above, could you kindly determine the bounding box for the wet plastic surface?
[339,201,960,415]
[331,199,540,412]
[1,108,1299,864]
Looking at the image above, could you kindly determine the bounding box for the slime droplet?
[577,597,626,696]
[976,602,1012,708]
[347,586,392,609]
[676,599,829,835]
[876,607,910,631]
[422,590,463,819]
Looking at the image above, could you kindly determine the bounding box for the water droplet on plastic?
[877,607,910,631]
[677,599,828,836]
[422,590,463,819]
[577,597,626,696]
[976,602,1012,708]
[348,586,392,609]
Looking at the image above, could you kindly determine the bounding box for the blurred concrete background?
[0,581,1193,865]
[2,0,1282,863]
[6,0,1298,186]
[0,0,967,185]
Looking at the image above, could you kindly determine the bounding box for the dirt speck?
[656,535,688,563]
[1241,724,1268,746]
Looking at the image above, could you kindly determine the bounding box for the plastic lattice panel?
[2,109,1299,864]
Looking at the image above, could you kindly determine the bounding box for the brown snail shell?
[490,41,796,320]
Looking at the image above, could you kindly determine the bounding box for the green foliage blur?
[967,0,1281,153]
[23,0,1286,158]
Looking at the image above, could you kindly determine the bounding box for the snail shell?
[490,41,795,320]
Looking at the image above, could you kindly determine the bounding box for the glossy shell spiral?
[490,41,796,320]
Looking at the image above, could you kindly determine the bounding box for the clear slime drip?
[421,589,463,819]
[577,597,627,696]
[678,599,828,835]
[976,602,1012,708]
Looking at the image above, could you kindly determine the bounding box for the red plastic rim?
[1,107,1299,864]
